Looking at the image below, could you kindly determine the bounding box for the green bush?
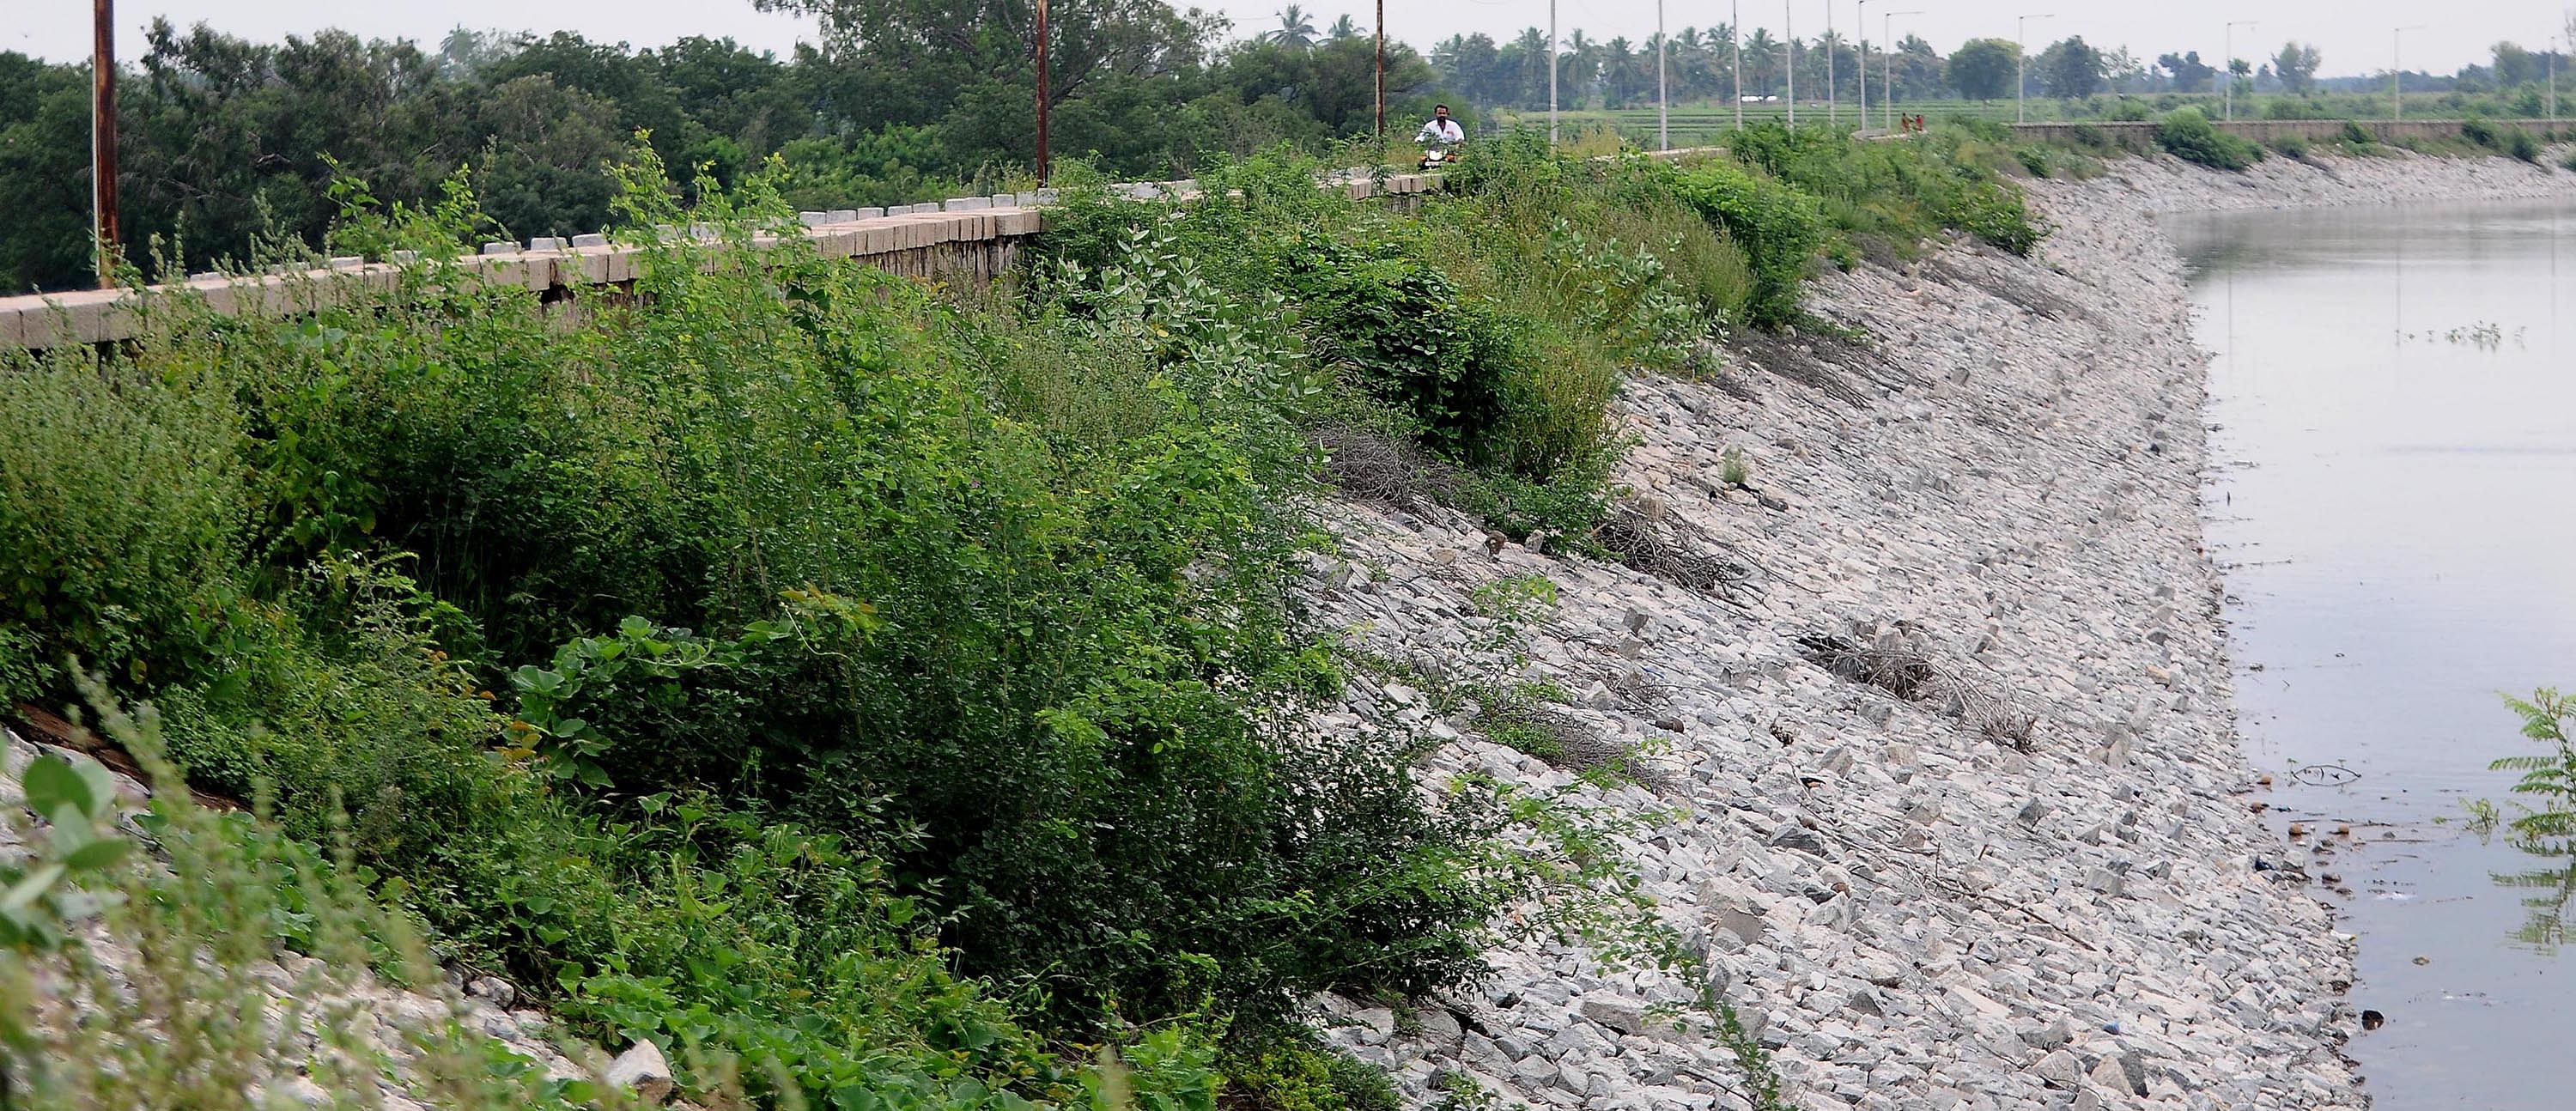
[2342,119,2373,146]
[1220,1027,1400,1111]
[1668,160,1826,327]
[2157,108,2265,171]
[2268,134,2311,160]
[1716,124,2048,261]
[1,152,1525,1106]
[0,353,249,692]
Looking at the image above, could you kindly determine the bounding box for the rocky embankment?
[15,151,2570,1110]
[1304,150,2576,1111]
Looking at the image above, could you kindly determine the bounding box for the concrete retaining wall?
[2008,118,2510,153]
[2,171,1461,350]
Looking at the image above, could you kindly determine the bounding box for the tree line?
[0,3,1446,292]
[4,0,2572,294]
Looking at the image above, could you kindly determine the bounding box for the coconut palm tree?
[1744,27,1781,98]
[1263,5,1319,49]
[1327,14,1360,41]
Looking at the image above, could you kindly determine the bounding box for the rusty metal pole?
[93,0,119,288]
[1035,0,1051,184]
[1375,0,1385,138]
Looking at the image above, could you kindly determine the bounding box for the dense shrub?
[2456,117,2542,162]
[2,154,1526,1105]
[1667,160,1826,327]
[0,356,248,696]
[2269,134,2311,160]
[2157,108,2265,171]
[1719,124,2048,260]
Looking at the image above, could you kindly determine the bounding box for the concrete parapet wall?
[2008,118,2513,153]
[3,169,1467,350]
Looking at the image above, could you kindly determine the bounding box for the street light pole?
[2223,20,2256,120]
[1658,0,1669,149]
[1787,1,1796,127]
[1857,0,1868,131]
[1886,9,1921,134]
[1732,1,1744,130]
[2016,14,2052,125]
[92,0,118,288]
[2393,25,2425,122]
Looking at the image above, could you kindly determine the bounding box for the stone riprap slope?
[2068,147,2576,212]
[1304,168,2397,1110]
[0,727,679,1108]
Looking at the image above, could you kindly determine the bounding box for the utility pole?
[1732,1,1744,130]
[2550,33,2560,131]
[2394,25,2424,122]
[1886,9,1921,133]
[1826,2,1836,128]
[1787,1,1796,127]
[1374,0,1385,137]
[2224,21,2256,120]
[1035,0,1050,183]
[1550,0,1559,143]
[1657,0,1669,149]
[2016,14,2052,124]
[92,0,118,288]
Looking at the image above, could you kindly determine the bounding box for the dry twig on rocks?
[1593,497,1759,603]
[1312,421,1468,514]
[1795,620,2040,751]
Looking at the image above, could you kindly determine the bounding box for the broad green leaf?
[64,838,129,871]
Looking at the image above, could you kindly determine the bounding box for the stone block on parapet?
[329,256,366,270]
[944,197,992,211]
[480,241,516,256]
[987,195,1016,209]
[1013,191,1038,208]
[799,211,830,227]
[572,234,610,248]
[1033,187,1060,205]
[526,237,563,252]
[598,248,641,284]
[390,250,422,264]
[183,273,241,316]
[996,209,1042,236]
[853,207,884,220]
[19,288,127,347]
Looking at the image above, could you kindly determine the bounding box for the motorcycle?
[1418,146,1462,173]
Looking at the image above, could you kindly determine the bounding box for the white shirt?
[1416,118,1464,145]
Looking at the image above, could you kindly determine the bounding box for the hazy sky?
[9,1,2570,78]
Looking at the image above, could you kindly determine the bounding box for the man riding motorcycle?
[1416,105,1465,171]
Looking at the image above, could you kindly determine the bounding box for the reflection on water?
[2172,197,2576,1110]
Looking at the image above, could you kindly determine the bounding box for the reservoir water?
[2172,199,2576,1108]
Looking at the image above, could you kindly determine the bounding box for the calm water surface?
[2172,199,2576,1109]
